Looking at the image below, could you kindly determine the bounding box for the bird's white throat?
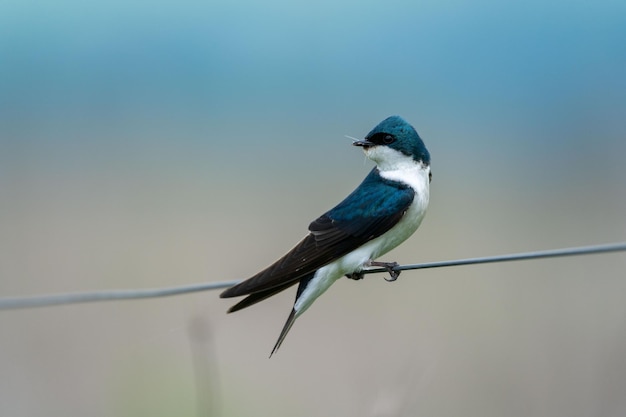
[365,146,431,194]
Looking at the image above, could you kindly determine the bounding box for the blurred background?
[1,0,626,416]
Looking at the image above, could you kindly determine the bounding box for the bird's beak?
[352,139,374,147]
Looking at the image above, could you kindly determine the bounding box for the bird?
[220,115,432,356]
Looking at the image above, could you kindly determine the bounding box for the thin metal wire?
[364,242,626,273]
[1,242,625,311]
[0,280,239,310]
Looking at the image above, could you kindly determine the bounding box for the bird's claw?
[384,268,401,282]
[346,261,400,281]
[345,272,365,280]
[369,261,400,282]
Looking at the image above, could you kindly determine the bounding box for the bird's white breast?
[354,160,430,261]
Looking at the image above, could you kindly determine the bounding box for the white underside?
[294,149,430,316]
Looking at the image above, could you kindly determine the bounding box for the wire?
[1,242,625,311]
[364,241,626,273]
[0,280,239,310]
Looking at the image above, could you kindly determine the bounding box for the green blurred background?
[1,0,626,416]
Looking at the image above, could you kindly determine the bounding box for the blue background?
[1,1,626,416]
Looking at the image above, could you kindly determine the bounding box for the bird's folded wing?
[220,175,414,298]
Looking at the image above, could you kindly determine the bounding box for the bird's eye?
[383,135,395,144]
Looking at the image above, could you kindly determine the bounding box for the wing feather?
[220,168,414,300]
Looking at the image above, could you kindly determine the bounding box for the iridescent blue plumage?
[320,168,414,237]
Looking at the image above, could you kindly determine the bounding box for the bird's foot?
[345,271,365,280]
[369,261,401,282]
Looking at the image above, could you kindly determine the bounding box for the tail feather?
[226,280,298,313]
[269,273,315,357]
[270,309,297,357]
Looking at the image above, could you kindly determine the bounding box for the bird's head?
[353,116,430,172]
